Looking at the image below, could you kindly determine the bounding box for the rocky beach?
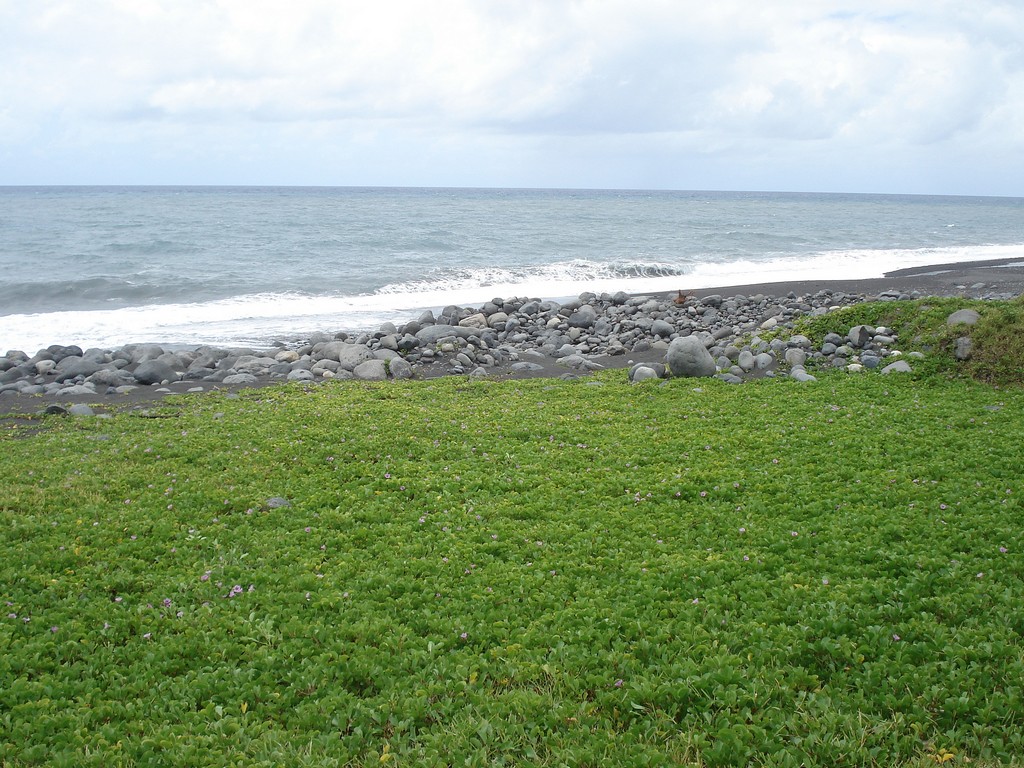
[2,257,1022,418]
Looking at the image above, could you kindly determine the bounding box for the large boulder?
[567,305,598,329]
[353,359,388,381]
[388,357,414,380]
[54,356,105,383]
[666,336,717,378]
[415,325,477,345]
[133,360,181,385]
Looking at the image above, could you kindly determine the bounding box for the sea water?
[1,186,1022,351]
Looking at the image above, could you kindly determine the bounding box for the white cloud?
[1,0,1021,192]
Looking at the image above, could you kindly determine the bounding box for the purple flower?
[7,613,16,620]
[1000,546,1008,553]
[143,632,152,640]
[614,679,624,688]
[163,598,172,608]
[50,626,59,633]
[201,571,211,582]
[892,634,901,642]
[459,632,468,640]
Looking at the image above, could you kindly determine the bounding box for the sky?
[1,0,1022,195]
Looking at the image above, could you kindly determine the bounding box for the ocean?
[1,186,1023,352]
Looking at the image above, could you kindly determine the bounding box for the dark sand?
[2,258,1022,424]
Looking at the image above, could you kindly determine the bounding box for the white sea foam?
[1,243,1021,352]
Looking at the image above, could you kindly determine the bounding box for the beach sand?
[2,257,1022,422]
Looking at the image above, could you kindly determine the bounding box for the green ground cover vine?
[1,370,1022,766]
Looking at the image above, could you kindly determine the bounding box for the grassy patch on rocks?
[2,367,1023,767]
[795,296,1024,386]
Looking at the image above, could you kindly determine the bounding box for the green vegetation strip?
[1,370,1022,766]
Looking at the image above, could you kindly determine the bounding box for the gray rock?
[861,354,882,369]
[56,384,97,396]
[666,336,717,378]
[314,341,374,370]
[510,362,545,372]
[567,305,598,329]
[789,367,817,383]
[947,309,981,326]
[415,325,477,344]
[47,344,84,363]
[954,337,973,361]
[650,319,675,338]
[557,355,603,371]
[630,366,660,383]
[353,359,388,381]
[222,373,259,385]
[266,497,291,509]
[737,350,756,372]
[459,313,488,329]
[133,360,181,385]
[377,335,399,352]
[233,355,277,373]
[54,356,106,383]
[784,348,806,367]
[88,368,135,387]
[848,325,873,347]
[287,369,315,381]
[702,294,723,308]
[881,360,912,375]
[388,357,414,379]
[127,344,166,364]
[754,352,775,370]
[487,312,509,329]
[68,403,95,417]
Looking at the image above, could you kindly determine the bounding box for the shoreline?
[2,258,1022,419]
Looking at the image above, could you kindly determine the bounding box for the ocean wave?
[375,259,689,297]
[2,243,1022,352]
[0,275,223,314]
